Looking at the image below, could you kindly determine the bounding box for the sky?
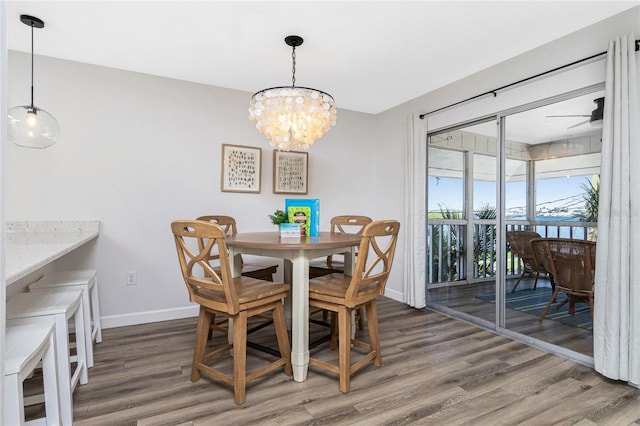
[428,174,593,217]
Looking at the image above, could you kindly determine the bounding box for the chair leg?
[568,295,576,315]
[538,288,562,322]
[338,305,351,393]
[191,307,212,381]
[555,295,569,310]
[207,313,216,340]
[532,272,539,291]
[365,301,381,367]
[330,311,339,350]
[232,311,248,405]
[510,272,526,292]
[356,306,365,330]
[272,301,293,376]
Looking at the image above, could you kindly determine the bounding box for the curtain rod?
[419,38,640,119]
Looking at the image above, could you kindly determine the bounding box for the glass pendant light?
[8,15,60,148]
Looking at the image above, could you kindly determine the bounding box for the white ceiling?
[5,1,637,115]
[465,89,606,144]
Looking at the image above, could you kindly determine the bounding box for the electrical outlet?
[126,271,137,286]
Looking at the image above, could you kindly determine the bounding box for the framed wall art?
[273,150,308,194]
[221,144,261,193]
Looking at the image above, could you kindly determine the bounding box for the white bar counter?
[6,221,100,285]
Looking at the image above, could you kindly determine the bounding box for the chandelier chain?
[291,45,296,87]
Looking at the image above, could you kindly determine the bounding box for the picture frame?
[273,150,309,194]
[221,144,261,193]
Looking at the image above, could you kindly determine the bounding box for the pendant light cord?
[30,21,35,109]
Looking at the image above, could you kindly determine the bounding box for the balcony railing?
[427,219,597,285]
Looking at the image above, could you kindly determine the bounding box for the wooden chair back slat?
[171,220,238,314]
[345,220,400,306]
[196,216,238,266]
[196,215,238,236]
[330,215,373,235]
[326,215,372,268]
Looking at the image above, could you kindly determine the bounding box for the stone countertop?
[5,221,100,285]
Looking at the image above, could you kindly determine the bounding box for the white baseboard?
[102,290,406,329]
[101,305,199,329]
[383,287,403,303]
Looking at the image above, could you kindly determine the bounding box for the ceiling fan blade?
[567,119,590,129]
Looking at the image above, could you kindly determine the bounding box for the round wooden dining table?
[225,231,362,382]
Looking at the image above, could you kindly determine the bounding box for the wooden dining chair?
[197,215,279,336]
[307,220,400,393]
[534,238,596,322]
[196,215,278,281]
[309,215,372,331]
[309,215,373,278]
[171,220,292,404]
[506,230,548,292]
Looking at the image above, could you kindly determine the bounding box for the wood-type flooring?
[28,296,640,425]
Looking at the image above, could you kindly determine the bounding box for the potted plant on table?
[269,209,303,236]
[268,209,289,226]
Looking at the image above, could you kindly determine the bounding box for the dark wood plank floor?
[30,297,640,425]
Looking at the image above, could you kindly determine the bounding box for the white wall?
[382,7,640,128]
[373,6,639,300]
[5,54,381,326]
[6,6,639,327]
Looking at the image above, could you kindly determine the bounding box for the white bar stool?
[29,269,102,368]
[7,289,89,426]
[5,317,61,426]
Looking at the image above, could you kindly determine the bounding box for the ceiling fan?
[546,97,604,129]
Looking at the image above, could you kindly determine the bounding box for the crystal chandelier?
[249,35,337,151]
[8,15,60,149]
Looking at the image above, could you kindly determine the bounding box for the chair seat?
[214,263,278,281]
[239,263,278,274]
[5,317,56,375]
[195,276,289,308]
[309,273,379,303]
[309,267,342,279]
[309,259,344,270]
[5,317,61,426]
[309,260,343,279]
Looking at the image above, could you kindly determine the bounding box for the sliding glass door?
[426,87,603,359]
[502,90,602,357]
[426,118,498,326]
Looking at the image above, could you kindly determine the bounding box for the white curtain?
[403,114,427,308]
[594,34,640,387]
